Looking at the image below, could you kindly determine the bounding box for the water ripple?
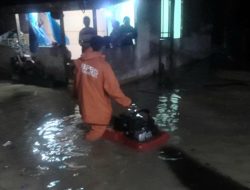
[154,89,181,131]
[32,106,91,163]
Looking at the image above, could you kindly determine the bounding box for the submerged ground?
[1,67,250,190]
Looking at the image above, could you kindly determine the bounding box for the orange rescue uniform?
[74,48,131,141]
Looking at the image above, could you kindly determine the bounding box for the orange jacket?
[74,48,131,125]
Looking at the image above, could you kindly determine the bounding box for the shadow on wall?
[103,44,160,83]
[33,46,69,83]
[0,44,68,87]
[0,45,16,79]
[104,46,136,75]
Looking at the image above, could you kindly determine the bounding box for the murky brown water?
[32,106,90,164]
[0,82,187,190]
[1,73,250,189]
[154,90,181,131]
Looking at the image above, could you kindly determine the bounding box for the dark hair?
[83,16,90,22]
[83,16,90,26]
[123,16,130,22]
[90,36,104,51]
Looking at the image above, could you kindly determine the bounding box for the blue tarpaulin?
[27,13,51,48]
[27,12,69,52]
[47,12,69,45]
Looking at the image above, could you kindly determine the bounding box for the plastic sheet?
[27,12,69,52]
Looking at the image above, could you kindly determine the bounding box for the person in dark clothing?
[110,20,121,48]
[79,16,97,52]
[119,16,137,46]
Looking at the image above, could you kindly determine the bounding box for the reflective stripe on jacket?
[74,48,131,125]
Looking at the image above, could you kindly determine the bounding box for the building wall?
[34,47,68,82]
[0,10,16,35]
[105,0,213,81]
[0,45,16,79]
[63,10,94,59]
[0,0,216,82]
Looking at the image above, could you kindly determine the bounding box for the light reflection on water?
[32,106,91,163]
[47,180,60,188]
[153,89,181,131]
[63,186,85,190]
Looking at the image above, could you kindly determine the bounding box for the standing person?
[74,36,132,141]
[79,16,97,52]
[119,16,137,46]
[110,20,121,48]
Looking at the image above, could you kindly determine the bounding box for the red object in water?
[102,128,170,151]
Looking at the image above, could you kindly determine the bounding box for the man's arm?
[103,64,132,107]
[93,28,97,36]
[73,60,80,99]
[79,29,83,46]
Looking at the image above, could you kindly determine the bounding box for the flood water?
[153,90,181,132]
[159,147,250,190]
[1,75,250,189]
[32,106,90,164]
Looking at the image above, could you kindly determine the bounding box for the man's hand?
[127,103,138,114]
